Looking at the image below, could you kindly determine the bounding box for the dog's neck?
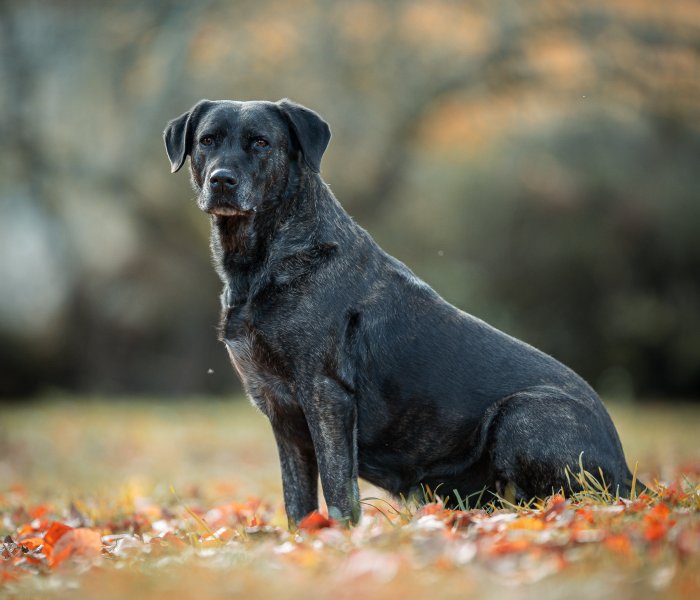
[210,208,277,306]
[210,173,337,306]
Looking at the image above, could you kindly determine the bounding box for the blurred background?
[1,0,698,402]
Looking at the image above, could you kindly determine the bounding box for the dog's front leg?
[303,376,360,525]
[272,429,319,529]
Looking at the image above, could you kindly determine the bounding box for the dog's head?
[164,99,331,216]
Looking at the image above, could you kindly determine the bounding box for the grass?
[1,396,699,599]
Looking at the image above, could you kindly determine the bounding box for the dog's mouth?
[201,190,256,217]
[205,205,254,217]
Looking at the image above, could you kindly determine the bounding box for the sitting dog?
[164,99,636,526]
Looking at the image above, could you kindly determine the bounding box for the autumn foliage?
[1,400,698,598]
[2,475,699,597]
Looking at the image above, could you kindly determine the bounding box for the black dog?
[164,99,636,526]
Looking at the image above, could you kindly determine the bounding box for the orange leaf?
[298,511,337,531]
[543,494,567,519]
[510,516,545,531]
[643,503,674,543]
[43,522,73,551]
[19,537,44,551]
[488,538,531,555]
[417,502,444,517]
[647,503,671,520]
[16,524,35,537]
[604,533,632,555]
[49,528,102,568]
[644,522,668,543]
[547,494,566,507]
[575,508,595,525]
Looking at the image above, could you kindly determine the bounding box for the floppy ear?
[163,100,211,173]
[277,99,331,173]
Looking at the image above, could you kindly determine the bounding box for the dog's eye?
[200,136,214,146]
[253,138,269,148]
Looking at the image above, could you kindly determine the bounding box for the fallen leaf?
[510,516,545,531]
[49,528,103,567]
[43,521,73,553]
[19,536,44,551]
[298,511,337,531]
[485,537,531,556]
[643,503,675,543]
[417,502,444,517]
[575,508,595,525]
[543,495,567,520]
[604,533,632,555]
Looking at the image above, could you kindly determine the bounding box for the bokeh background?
[1,0,699,402]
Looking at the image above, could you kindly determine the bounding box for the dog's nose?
[209,169,237,191]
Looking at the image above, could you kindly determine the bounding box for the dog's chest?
[222,303,296,416]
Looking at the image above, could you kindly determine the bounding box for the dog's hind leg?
[482,387,634,501]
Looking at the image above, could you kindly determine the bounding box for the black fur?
[164,99,637,527]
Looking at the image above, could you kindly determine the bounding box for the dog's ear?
[277,99,331,173]
[163,100,211,173]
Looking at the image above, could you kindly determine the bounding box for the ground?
[1,397,699,599]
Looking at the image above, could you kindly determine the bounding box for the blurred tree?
[0,0,698,399]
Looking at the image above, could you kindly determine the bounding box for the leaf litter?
[2,400,700,598]
[1,470,699,599]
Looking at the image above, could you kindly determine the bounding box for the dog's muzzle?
[203,168,253,216]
